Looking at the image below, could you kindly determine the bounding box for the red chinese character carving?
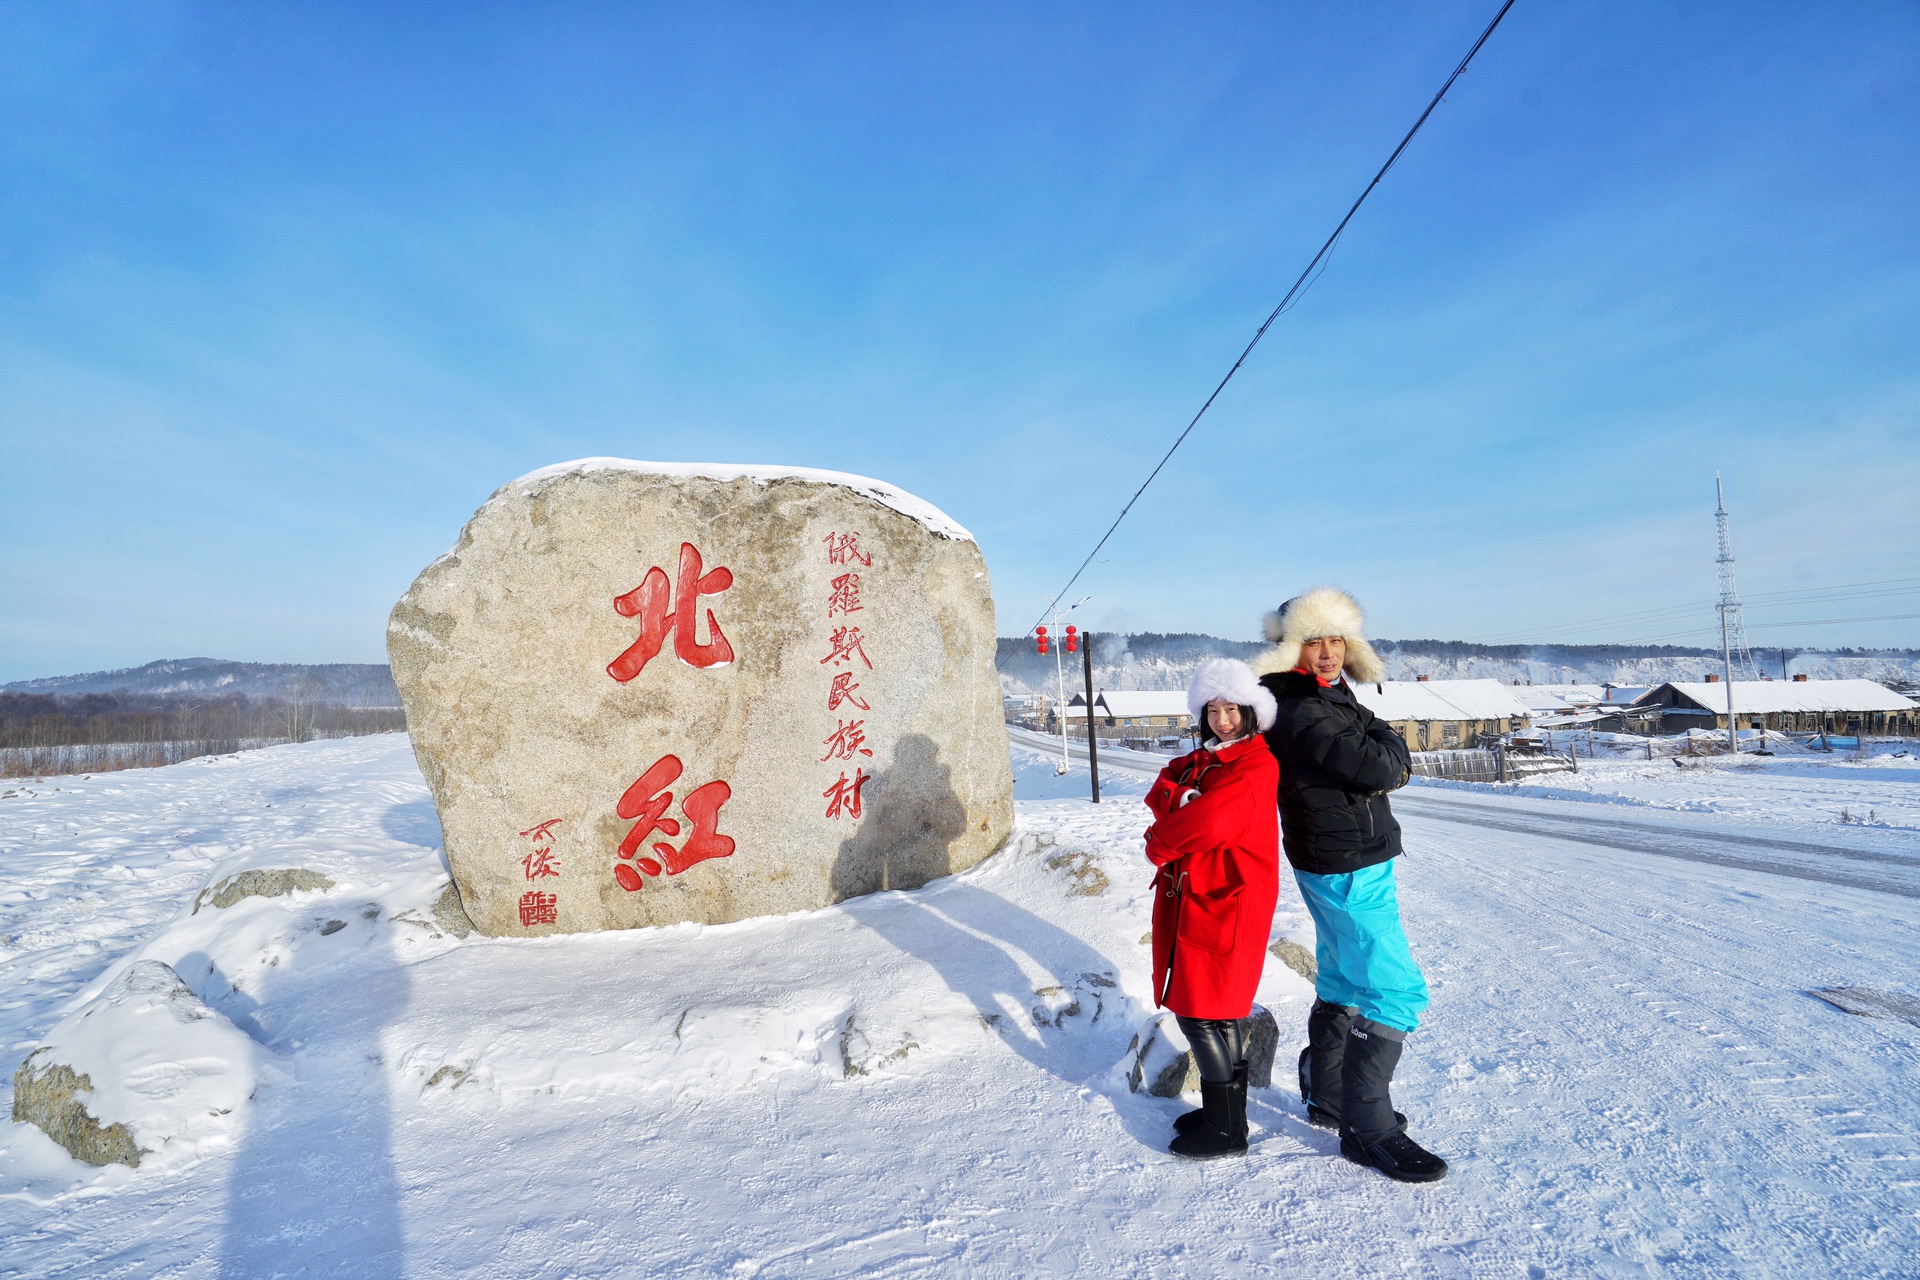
[607,542,736,682]
[519,891,558,927]
[661,780,734,875]
[818,625,873,670]
[518,819,562,880]
[823,532,871,567]
[827,670,869,711]
[613,758,736,891]
[826,572,863,618]
[615,754,683,874]
[823,768,869,820]
[820,719,873,762]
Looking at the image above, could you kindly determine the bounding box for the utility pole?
[1713,474,1756,753]
[1081,630,1100,803]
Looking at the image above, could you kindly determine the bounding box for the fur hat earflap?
[1251,586,1385,683]
[1187,658,1277,732]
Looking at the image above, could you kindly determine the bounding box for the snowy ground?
[4,733,1920,1277]
[1415,738,1920,838]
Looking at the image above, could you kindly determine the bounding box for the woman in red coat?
[1145,658,1281,1158]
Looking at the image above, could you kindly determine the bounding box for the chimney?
[1416,674,1430,682]
[1793,673,1808,682]
[1705,673,1720,683]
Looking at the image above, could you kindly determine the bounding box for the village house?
[1002,692,1049,729]
[1514,683,1658,734]
[1062,690,1193,746]
[1057,679,1535,752]
[1351,678,1533,751]
[1629,677,1918,737]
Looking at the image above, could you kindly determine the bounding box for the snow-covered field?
[1414,740,1920,837]
[4,733,1920,1277]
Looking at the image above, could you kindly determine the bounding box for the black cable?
[1027,0,1520,634]
[1470,577,1920,646]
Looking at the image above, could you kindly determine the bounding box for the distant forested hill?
[996,634,1920,694]
[3,659,400,707]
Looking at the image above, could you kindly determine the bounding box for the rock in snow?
[1269,935,1318,982]
[1123,1004,1281,1096]
[190,866,336,914]
[388,459,1013,937]
[11,961,264,1169]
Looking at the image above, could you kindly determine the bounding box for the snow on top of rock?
[27,960,265,1169]
[509,458,975,542]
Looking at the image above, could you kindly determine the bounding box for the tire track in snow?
[1398,807,1920,1275]
[1396,793,1920,900]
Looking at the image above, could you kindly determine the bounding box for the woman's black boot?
[1173,1017,1246,1136]
[1169,1065,1248,1159]
[1337,1019,1446,1183]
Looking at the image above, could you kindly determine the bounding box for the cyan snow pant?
[1294,861,1428,1034]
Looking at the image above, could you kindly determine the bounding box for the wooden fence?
[1410,747,1576,784]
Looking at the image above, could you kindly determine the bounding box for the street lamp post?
[1037,596,1092,776]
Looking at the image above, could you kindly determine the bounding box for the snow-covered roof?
[1512,684,1601,712]
[1351,682,1473,722]
[1531,711,1608,728]
[1514,683,1650,712]
[1639,679,1916,714]
[509,458,974,541]
[1063,691,1192,719]
[1353,679,1533,723]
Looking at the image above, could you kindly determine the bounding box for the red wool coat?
[1144,735,1282,1020]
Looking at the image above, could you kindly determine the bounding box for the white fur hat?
[1250,586,1385,683]
[1187,658,1278,732]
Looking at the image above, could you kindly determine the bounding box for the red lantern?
[1064,625,1078,654]
[1035,626,1049,655]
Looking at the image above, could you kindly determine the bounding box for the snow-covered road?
[1392,784,1920,1276]
[1399,788,1920,900]
[2,736,1917,1277]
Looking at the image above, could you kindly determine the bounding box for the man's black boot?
[1298,999,1357,1129]
[1338,1018,1447,1183]
[1169,1066,1248,1159]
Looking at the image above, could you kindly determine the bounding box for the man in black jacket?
[1254,587,1447,1183]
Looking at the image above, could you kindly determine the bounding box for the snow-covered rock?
[190,866,335,914]
[388,460,1013,937]
[11,961,264,1169]
[1269,935,1318,982]
[1122,1004,1280,1096]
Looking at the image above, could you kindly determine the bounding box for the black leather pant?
[1175,1015,1247,1084]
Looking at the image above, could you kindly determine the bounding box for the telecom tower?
[1713,474,1759,748]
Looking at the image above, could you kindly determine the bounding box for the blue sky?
[3,1,1917,682]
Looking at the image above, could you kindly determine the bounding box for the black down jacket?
[1257,669,1412,876]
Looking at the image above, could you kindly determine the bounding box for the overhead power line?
[1498,611,1920,649]
[1744,612,1920,631]
[1742,575,1920,602]
[1466,577,1920,646]
[1026,0,1521,634]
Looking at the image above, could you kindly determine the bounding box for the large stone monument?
[388,460,1013,937]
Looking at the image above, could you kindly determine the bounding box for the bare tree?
[282,678,320,744]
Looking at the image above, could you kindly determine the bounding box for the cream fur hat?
[1186,658,1278,733]
[1249,586,1385,683]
